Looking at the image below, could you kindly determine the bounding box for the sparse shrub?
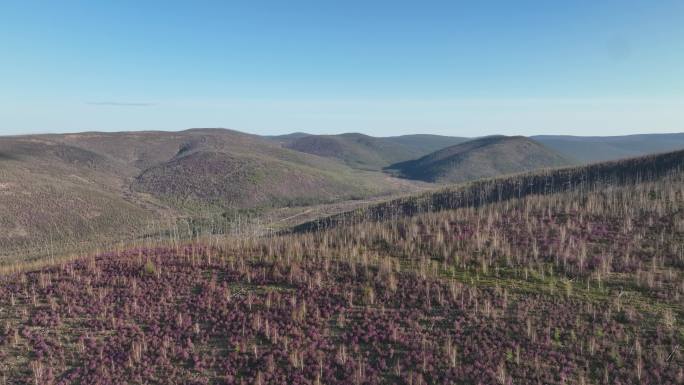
[143,259,157,276]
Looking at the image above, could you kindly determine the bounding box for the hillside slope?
[296,147,684,232]
[132,150,386,209]
[0,137,152,260]
[388,136,573,183]
[283,133,422,170]
[1,150,682,384]
[0,129,426,261]
[46,128,421,208]
[280,133,468,170]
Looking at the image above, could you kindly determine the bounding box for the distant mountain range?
[269,131,684,166]
[531,133,684,163]
[2,128,683,258]
[385,136,574,183]
[269,131,684,183]
[268,133,468,170]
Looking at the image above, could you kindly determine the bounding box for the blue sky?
[1,0,683,136]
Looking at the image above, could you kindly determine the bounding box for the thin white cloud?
[87,101,155,107]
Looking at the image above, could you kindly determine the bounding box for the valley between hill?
[2,129,683,266]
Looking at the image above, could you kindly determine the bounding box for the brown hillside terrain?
[0,137,152,261]
[0,129,427,262]
[133,150,386,208]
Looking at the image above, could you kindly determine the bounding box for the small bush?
[143,260,157,276]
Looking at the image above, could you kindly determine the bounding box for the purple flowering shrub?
[0,177,682,384]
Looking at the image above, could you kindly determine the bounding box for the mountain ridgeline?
[273,132,684,173]
[533,133,684,163]
[276,132,468,170]
[387,136,574,183]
